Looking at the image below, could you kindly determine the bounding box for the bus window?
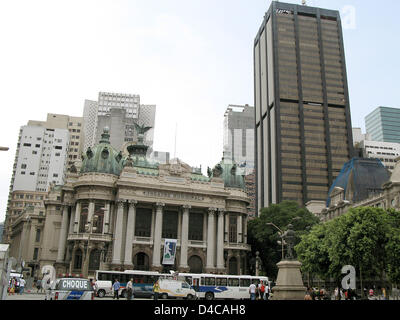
[185,276,192,285]
[192,278,200,290]
[228,278,239,287]
[240,278,250,287]
[137,275,144,284]
[205,277,215,286]
[216,278,227,286]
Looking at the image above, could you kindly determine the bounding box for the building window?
[89,249,101,271]
[35,229,41,242]
[79,202,89,233]
[33,248,39,261]
[74,249,83,270]
[162,211,178,239]
[189,212,203,241]
[229,215,237,243]
[135,208,152,237]
[93,202,105,234]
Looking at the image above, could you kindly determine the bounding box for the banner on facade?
[162,239,177,265]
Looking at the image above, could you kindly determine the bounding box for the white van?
[158,279,197,300]
[94,280,113,298]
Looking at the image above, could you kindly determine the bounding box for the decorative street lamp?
[266,222,285,260]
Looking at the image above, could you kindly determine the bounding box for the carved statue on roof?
[212,163,223,178]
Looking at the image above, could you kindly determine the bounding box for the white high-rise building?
[82,99,98,152]
[83,92,156,152]
[12,126,69,192]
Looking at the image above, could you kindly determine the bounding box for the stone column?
[73,201,81,233]
[152,202,164,268]
[68,206,75,235]
[88,201,95,230]
[206,207,216,271]
[243,215,248,243]
[224,213,229,242]
[103,201,111,234]
[112,200,125,265]
[56,205,70,263]
[237,213,243,243]
[179,205,190,269]
[124,200,137,266]
[216,209,225,270]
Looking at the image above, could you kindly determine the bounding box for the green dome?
[210,157,245,189]
[80,128,123,176]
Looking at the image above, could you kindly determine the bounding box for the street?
[4,292,150,300]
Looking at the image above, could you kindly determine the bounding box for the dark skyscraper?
[254,1,354,213]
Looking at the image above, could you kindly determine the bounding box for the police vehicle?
[46,277,94,300]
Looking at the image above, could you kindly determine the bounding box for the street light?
[0,147,9,151]
[266,222,285,260]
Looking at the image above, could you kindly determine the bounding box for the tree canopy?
[295,206,400,286]
[247,201,320,278]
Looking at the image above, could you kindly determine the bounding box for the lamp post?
[266,222,285,260]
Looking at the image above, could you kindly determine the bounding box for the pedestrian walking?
[334,287,339,300]
[249,282,257,300]
[304,287,312,300]
[258,280,266,300]
[153,280,160,300]
[112,279,120,300]
[19,278,26,295]
[36,279,42,293]
[382,287,387,300]
[126,278,134,300]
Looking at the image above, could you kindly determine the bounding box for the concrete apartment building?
[254,1,354,212]
[3,114,82,245]
[366,106,400,144]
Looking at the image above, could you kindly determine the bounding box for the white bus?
[175,272,270,300]
[95,269,269,300]
[95,270,172,298]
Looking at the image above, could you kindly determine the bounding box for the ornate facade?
[36,128,250,279]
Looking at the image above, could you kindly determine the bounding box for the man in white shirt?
[249,282,257,300]
[19,278,26,295]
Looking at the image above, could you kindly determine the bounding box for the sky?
[0,0,399,223]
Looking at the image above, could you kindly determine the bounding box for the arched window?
[89,249,101,271]
[134,252,149,271]
[74,249,83,270]
[228,257,238,275]
[188,255,203,274]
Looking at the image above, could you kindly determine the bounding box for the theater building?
[36,128,250,278]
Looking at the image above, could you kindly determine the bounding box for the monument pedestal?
[271,260,306,300]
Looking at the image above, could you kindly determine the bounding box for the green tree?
[247,201,320,278]
[295,222,331,281]
[385,209,400,284]
[296,206,397,292]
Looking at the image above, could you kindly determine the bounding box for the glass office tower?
[365,106,400,144]
[254,1,354,213]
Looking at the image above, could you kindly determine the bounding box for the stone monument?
[271,224,306,300]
